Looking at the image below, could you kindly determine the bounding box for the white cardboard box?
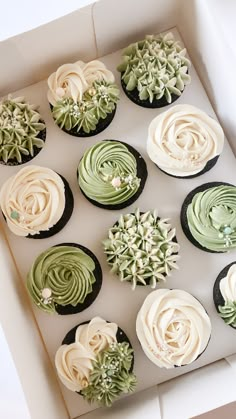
[0,1,236,418]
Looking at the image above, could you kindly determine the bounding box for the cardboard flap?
[0,5,97,96]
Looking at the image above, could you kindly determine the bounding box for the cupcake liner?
[155,155,219,179]
[28,174,74,239]
[50,104,116,138]
[62,322,134,372]
[213,262,236,329]
[121,77,181,109]
[52,243,102,315]
[78,140,148,210]
[180,181,233,253]
[0,122,46,166]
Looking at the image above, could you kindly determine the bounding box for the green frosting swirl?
[103,209,180,289]
[219,302,236,327]
[187,185,236,252]
[52,80,119,134]
[0,96,45,163]
[27,245,96,314]
[78,141,141,205]
[81,342,137,407]
[117,32,191,104]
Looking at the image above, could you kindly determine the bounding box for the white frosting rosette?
[147,104,224,177]
[47,62,88,105]
[55,342,95,392]
[75,317,118,355]
[47,60,115,105]
[0,165,65,236]
[81,60,115,85]
[136,289,211,368]
[220,264,236,302]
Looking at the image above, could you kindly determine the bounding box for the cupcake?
[78,140,147,210]
[103,209,180,289]
[0,165,73,238]
[147,104,224,178]
[117,32,191,108]
[136,289,211,368]
[55,317,137,406]
[47,60,119,137]
[213,262,236,328]
[27,243,102,315]
[0,96,46,165]
[181,182,236,253]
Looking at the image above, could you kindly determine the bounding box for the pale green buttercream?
[27,245,96,314]
[52,80,119,133]
[0,96,45,163]
[103,209,180,289]
[78,141,141,205]
[117,32,191,103]
[187,185,236,252]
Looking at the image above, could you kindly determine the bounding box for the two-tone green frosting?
[187,185,236,252]
[219,302,236,327]
[117,32,191,104]
[103,209,180,289]
[81,341,137,407]
[52,80,119,134]
[0,96,45,163]
[27,245,96,313]
[78,140,141,205]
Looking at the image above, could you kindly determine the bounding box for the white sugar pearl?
[41,288,52,299]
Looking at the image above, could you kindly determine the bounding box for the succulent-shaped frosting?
[0,96,45,163]
[186,185,236,252]
[55,318,137,407]
[27,245,96,313]
[117,32,191,104]
[52,81,119,133]
[78,140,141,205]
[103,209,180,289]
[218,264,236,327]
[81,342,137,407]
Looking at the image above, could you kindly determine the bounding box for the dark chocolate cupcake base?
[181,181,234,253]
[213,262,236,329]
[28,174,74,239]
[156,155,219,179]
[51,104,116,138]
[0,122,46,166]
[53,243,102,315]
[78,140,148,210]
[121,78,181,108]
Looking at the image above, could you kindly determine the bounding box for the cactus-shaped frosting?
[0,96,45,163]
[81,342,137,407]
[117,32,191,103]
[52,80,119,134]
[103,209,180,289]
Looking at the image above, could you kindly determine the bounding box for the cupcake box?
[1,4,236,419]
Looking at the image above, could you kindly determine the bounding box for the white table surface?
[0,29,236,418]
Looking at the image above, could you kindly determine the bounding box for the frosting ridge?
[136,289,211,368]
[78,141,141,205]
[0,165,65,236]
[147,104,224,176]
[27,245,96,313]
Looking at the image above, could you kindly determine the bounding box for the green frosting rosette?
[103,209,180,289]
[78,140,142,207]
[0,96,46,164]
[186,184,236,252]
[27,244,97,314]
[117,32,191,105]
